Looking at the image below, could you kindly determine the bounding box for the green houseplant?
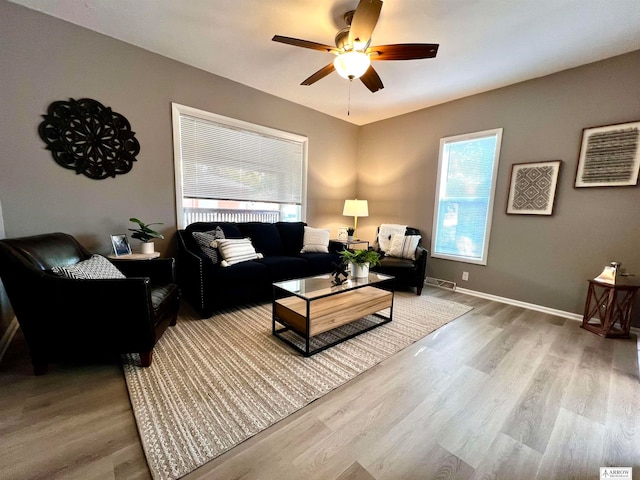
[128,217,164,254]
[339,248,380,278]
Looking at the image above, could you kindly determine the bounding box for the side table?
[331,239,370,251]
[581,279,639,338]
[108,252,160,260]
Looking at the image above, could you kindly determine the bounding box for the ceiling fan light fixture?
[333,51,370,79]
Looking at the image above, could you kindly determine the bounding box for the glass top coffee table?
[272,273,395,356]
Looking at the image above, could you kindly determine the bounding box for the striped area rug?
[122,291,472,480]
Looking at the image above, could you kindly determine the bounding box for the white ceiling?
[9,0,640,125]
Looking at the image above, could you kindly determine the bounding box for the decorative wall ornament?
[575,120,640,187]
[506,160,562,215]
[38,98,140,180]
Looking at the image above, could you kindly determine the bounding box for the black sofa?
[176,221,341,317]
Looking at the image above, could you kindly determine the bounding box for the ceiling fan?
[272,0,439,93]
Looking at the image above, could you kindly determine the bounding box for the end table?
[581,279,639,338]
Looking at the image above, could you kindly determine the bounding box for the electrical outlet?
[462,271,469,281]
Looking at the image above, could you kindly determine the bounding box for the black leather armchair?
[370,227,428,295]
[0,233,180,374]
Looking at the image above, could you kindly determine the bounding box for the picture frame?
[110,234,132,256]
[575,120,640,187]
[506,160,562,215]
[337,227,348,241]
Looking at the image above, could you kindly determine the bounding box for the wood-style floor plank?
[0,287,638,480]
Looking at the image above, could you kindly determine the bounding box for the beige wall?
[358,50,640,319]
[0,1,359,256]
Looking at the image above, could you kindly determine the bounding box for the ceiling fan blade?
[301,63,336,86]
[272,35,338,54]
[368,43,439,60]
[348,0,383,49]
[360,65,384,93]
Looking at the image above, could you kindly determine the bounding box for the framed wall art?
[110,234,132,256]
[506,160,562,215]
[575,120,640,187]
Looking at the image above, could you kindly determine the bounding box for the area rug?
[122,292,472,480]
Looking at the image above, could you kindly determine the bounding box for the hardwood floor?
[1,287,638,480]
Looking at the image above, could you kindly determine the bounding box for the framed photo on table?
[110,234,132,256]
[337,227,348,241]
[506,160,562,215]
[575,120,640,187]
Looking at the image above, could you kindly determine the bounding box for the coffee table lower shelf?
[272,285,393,356]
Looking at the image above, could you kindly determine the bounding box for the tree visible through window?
[431,128,503,265]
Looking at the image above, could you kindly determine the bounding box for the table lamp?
[342,199,368,239]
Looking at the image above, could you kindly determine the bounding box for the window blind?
[432,129,502,265]
[179,114,303,205]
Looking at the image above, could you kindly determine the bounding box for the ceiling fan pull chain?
[348,79,352,116]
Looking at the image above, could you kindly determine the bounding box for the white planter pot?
[140,241,154,254]
[350,262,370,278]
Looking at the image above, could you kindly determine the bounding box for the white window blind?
[431,128,502,265]
[179,114,304,204]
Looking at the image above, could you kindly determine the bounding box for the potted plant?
[346,227,355,241]
[128,217,164,254]
[339,248,380,278]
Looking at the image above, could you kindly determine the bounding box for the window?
[431,128,503,265]
[172,103,307,228]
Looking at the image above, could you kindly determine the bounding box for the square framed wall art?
[506,160,562,215]
[575,120,640,187]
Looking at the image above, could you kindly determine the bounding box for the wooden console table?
[581,279,639,338]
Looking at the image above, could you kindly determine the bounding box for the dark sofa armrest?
[110,258,176,284]
[175,230,218,316]
[329,240,346,254]
[415,245,428,276]
[42,274,157,346]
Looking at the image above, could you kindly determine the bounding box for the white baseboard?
[451,286,640,336]
[453,286,584,321]
[0,316,18,363]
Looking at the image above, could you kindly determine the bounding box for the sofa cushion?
[300,226,330,253]
[298,252,341,275]
[387,234,421,260]
[257,256,309,281]
[192,227,225,264]
[238,222,284,256]
[216,238,264,267]
[51,254,126,279]
[275,222,306,255]
[186,222,243,239]
[214,259,269,284]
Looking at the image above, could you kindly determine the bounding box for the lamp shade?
[333,51,371,80]
[343,199,369,217]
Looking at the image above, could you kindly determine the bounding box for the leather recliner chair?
[370,226,428,295]
[0,232,180,374]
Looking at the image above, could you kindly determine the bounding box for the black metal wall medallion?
[38,98,140,179]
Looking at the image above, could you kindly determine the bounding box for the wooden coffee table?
[272,273,395,356]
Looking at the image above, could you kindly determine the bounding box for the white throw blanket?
[378,224,407,253]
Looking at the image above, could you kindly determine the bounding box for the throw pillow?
[51,254,126,279]
[300,226,330,253]
[192,227,226,264]
[216,238,263,267]
[387,234,421,260]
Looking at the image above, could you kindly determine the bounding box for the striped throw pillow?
[387,234,421,260]
[216,238,263,267]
